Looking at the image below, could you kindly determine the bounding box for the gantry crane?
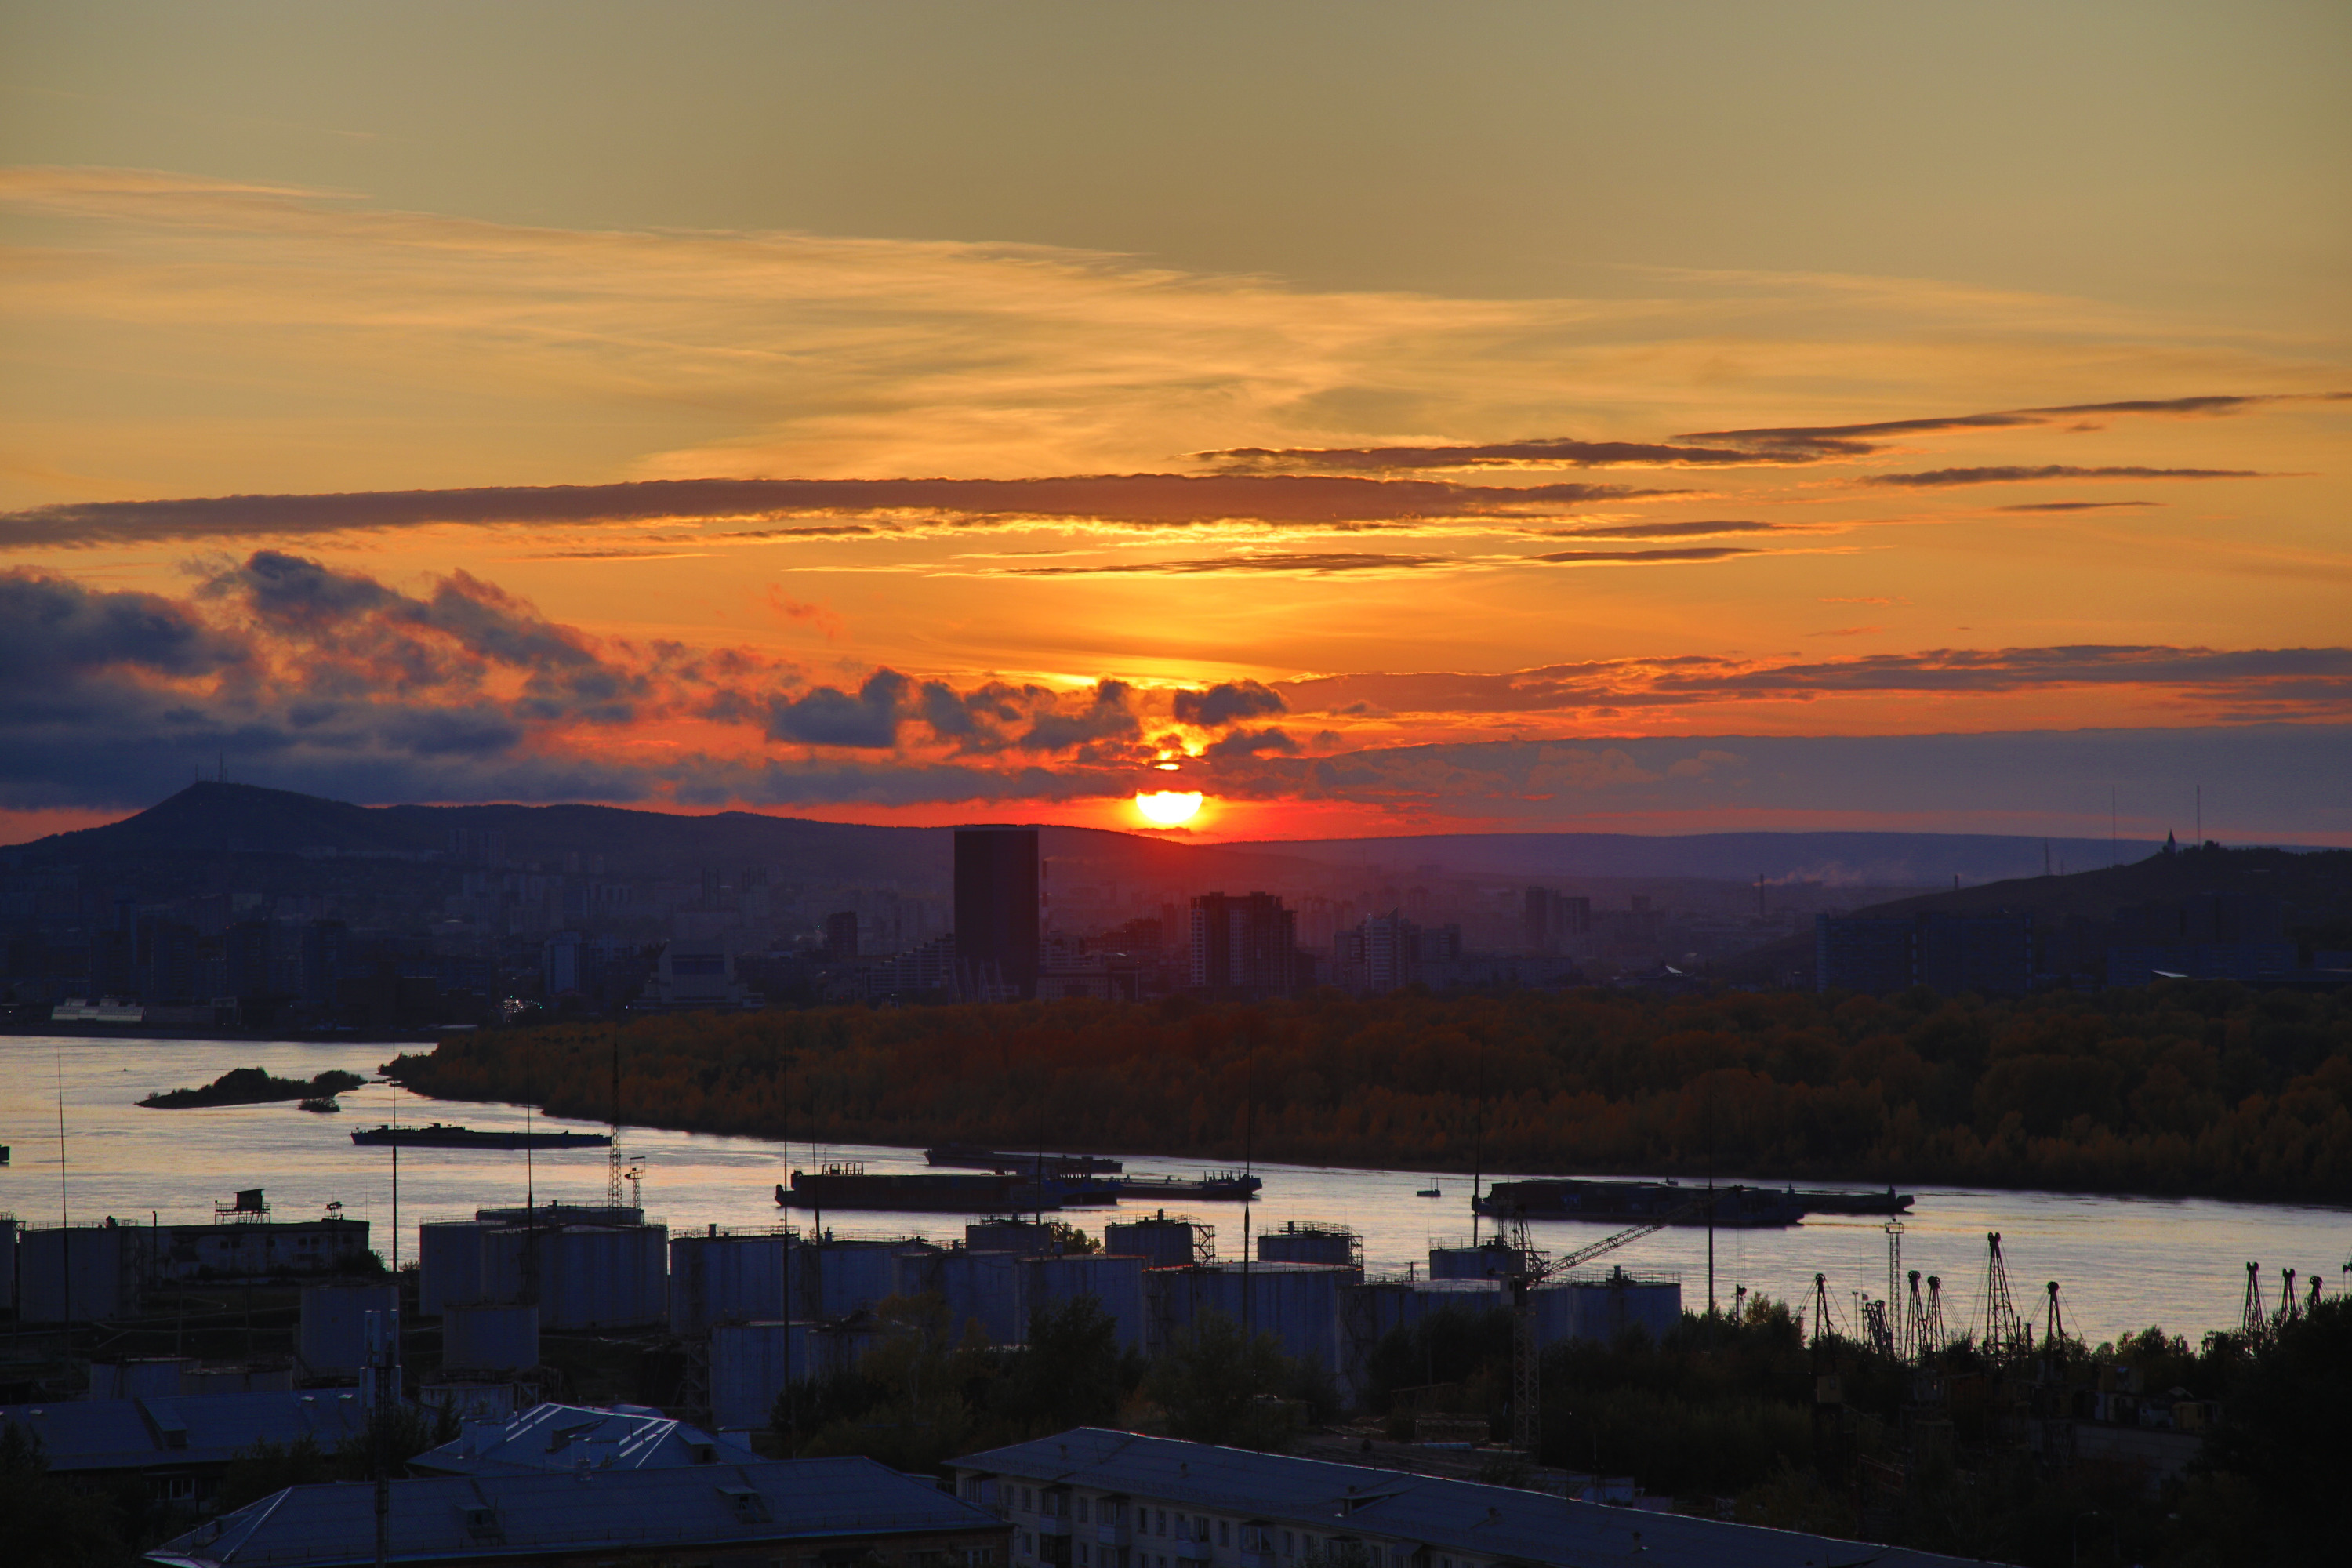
[1499,1189,1718,1454]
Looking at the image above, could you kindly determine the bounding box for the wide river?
[5,1036,2346,1345]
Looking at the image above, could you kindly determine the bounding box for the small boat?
[1415,1185,1443,1198]
[298,1097,340,1113]
[350,1123,611,1150]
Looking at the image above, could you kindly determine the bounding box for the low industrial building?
[146,1454,1010,1568]
[953,1428,1989,1568]
[16,1213,376,1323]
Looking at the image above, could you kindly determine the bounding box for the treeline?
[387,980,2352,1200]
[1368,1296,2347,1565]
[779,1295,1334,1477]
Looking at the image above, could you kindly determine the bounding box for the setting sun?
[1134,790,1205,827]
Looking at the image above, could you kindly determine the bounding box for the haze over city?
[3,9,2349,1568]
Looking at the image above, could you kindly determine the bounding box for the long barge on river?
[1477,1178,1807,1228]
[350,1123,611,1150]
[924,1143,1124,1174]
[780,1165,1024,1212]
[1118,1171,1261,1202]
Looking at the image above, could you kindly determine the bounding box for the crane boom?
[1540,1190,1718,1279]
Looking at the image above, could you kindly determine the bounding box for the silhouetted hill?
[9,782,1325,889]
[1722,842,2352,981]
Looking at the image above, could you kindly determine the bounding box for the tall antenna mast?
[608,1035,623,1209]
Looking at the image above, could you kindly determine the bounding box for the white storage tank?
[419,1221,492,1317]
[964,1221,1058,1254]
[898,1248,1025,1345]
[791,1238,936,1320]
[1551,1269,1681,1344]
[16,1224,131,1323]
[300,1282,401,1376]
[670,1228,789,1333]
[1257,1221,1360,1272]
[709,1320,821,1432]
[1149,1262,1349,1370]
[443,1302,540,1372]
[1102,1215,1210,1269]
[481,1222,668,1329]
[1022,1254,1147,1351]
[1428,1240,1530,1279]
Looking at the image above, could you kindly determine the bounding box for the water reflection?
[4,1036,2343,1343]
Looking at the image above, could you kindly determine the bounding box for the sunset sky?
[4,2,2347,845]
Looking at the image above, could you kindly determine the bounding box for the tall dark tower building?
[954,826,1039,1000]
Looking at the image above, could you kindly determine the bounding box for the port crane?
[1500,1189,1718,1453]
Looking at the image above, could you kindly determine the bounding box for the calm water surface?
[5,1036,2346,1344]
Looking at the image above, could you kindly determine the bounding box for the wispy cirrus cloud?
[1863,465,2269,488]
[0,474,1676,552]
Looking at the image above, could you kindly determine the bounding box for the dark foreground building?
[955,1428,1995,1568]
[146,1454,1009,1568]
[955,826,1040,1000]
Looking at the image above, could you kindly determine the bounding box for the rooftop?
[0,1389,372,1473]
[147,1455,1003,1567]
[409,1401,761,1475]
[954,1428,2002,1568]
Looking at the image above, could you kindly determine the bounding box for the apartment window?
[1077,1500,1091,1524]
[1283,1534,1295,1556]
[1157,1512,1168,1537]
[1196,1519,1209,1542]
[1080,1546,1091,1566]
[1218,1523,1229,1547]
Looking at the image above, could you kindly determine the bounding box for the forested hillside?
[389,982,2352,1201]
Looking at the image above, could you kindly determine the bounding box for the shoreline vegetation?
[138,1065,366,1109]
[385,983,2352,1204]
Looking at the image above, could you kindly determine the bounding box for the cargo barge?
[779,1163,1022,1212]
[1790,1185,1913,1215]
[350,1123,611,1150]
[925,1143,1123,1174]
[1117,1171,1262,1202]
[1477,1178,1807,1228]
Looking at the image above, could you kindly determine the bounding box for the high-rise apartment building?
[955,827,1040,1000]
[1189,891,1300,996]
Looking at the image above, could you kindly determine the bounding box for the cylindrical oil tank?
[481,1223,668,1329]
[419,1221,491,1317]
[792,1239,936,1319]
[87,1357,194,1399]
[1102,1217,1208,1269]
[1022,1254,1146,1351]
[1428,1240,1528,1279]
[1151,1262,1346,1369]
[300,1282,401,1376]
[914,1249,1025,1345]
[709,1320,820,1432]
[1257,1221,1359,1271]
[965,1221,1058,1254]
[669,1229,789,1334]
[16,1225,129,1323]
[443,1302,540,1371]
[1555,1273,1681,1344]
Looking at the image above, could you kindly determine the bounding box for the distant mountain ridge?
[7,781,2201,891]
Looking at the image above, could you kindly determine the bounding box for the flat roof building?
[147,1454,1010,1568]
